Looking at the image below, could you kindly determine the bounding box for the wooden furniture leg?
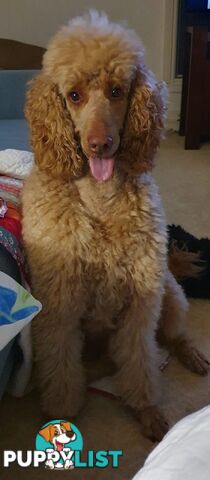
[184,26,208,149]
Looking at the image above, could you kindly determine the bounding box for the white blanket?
[133,406,210,480]
[0,149,33,179]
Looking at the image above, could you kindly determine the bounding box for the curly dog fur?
[22,11,209,441]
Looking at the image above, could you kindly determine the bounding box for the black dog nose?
[66,430,75,439]
[88,135,113,155]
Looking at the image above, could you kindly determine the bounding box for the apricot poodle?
[22,11,209,441]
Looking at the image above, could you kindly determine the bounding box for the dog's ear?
[120,68,167,175]
[25,74,84,179]
[39,425,51,442]
[61,421,71,431]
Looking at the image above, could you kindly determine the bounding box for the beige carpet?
[1,133,210,480]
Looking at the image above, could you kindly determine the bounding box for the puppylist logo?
[3,420,123,470]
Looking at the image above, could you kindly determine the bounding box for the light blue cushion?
[0,69,39,119]
[0,119,31,150]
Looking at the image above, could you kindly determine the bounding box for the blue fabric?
[0,119,31,150]
[0,69,39,119]
[0,285,39,325]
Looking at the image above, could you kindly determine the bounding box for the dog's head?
[39,421,76,451]
[25,10,167,181]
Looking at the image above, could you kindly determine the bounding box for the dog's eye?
[54,430,59,436]
[111,87,123,99]
[68,91,81,103]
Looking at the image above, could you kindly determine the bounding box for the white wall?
[0,0,167,79]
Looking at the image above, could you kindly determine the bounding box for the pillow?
[0,271,41,351]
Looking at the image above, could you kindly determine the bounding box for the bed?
[133,406,210,480]
[0,39,42,397]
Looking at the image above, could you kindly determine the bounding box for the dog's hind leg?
[158,269,210,375]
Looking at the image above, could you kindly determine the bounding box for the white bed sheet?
[133,406,210,480]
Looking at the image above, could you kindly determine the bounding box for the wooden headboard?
[0,38,46,69]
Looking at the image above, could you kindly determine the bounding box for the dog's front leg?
[109,294,168,441]
[32,309,86,419]
[158,268,210,375]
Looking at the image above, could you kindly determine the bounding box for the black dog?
[168,224,210,299]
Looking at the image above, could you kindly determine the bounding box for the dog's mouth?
[55,440,64,452]
[88,156,115,182]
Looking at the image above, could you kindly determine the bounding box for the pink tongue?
[56,441,63,452]
[89,157,115,181]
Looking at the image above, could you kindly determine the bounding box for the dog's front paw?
[64,460,74,470]
[176,341,210,376]
[45,460,55,469]
[41,383,86,419]
[137,406,169,442]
